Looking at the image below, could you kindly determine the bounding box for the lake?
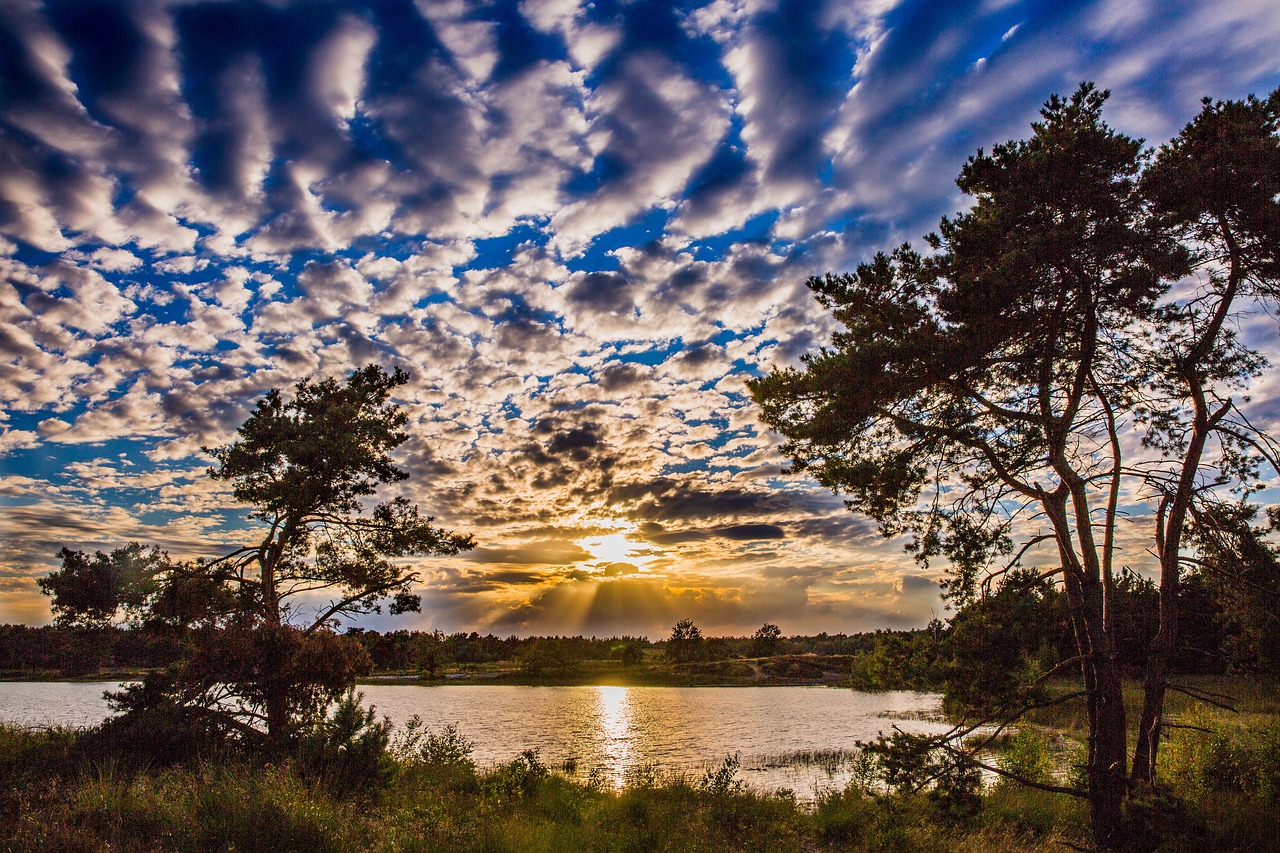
[0,682,950,798]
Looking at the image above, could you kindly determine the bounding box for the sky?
[1,0,1278,638]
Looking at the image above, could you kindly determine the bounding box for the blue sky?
[1,0,1278,636]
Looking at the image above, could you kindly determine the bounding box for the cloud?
[550,50,732,254]
[465,540,594,566]
[0,0,1276,635]
[717,523,785,541]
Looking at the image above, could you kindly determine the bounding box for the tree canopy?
[42,365,474,753]
[666,618,705,663]
[750,84,1280,852]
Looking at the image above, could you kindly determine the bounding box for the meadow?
[2,676,1276,852]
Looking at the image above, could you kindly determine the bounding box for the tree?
[941,569,1059,715]
[749,84,1280,850]
[38,543,168,630]
[666,618,705,663]
[752,85,1178,849]
[613,639,645,666]
[43,365,474,753]
[1129,90,1280,786]
[1185,501,1280,677]
[749,623,783,657]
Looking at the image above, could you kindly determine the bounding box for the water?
[0,682,950,798]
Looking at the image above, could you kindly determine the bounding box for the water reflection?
[595,686,632,790]
[0,683,951,801]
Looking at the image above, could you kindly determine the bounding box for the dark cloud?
[565,270,636,316]
[596,361,652,392]
[716,523,784,541]
[609,477,788,523]
[635,521,784,543]
[1,0,1277,635]
[900,574,940,592]
[464,540,592,566]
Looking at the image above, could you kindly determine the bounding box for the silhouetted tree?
[750,85,1280,850]
[43,365,474,754]
[1185,501,1280,677]
[666,619,705,663]
[749,623,783,657]
[942,569,1058,714]
[1130,89,1280,786]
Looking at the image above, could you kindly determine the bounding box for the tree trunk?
[1069,574,1129,851]
[1049,491,1128,852]
[259,519,291,753]
[1132,385,1226,786]
[1088,646,1130,851]
[261,624,293,755]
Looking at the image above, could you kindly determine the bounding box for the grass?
[2,676,1276,851]
[1,761,1085,853]
[0,721,1084,853]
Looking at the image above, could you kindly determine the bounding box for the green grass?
[0,720,1089,853]
[1,758,1086,853]
[3,676,1276,853]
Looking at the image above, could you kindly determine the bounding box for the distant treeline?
[0,623,886,678]
[2,562,1272,687]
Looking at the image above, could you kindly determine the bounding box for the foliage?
[1129,85,1280,791]
[748,623,783,657]
[749,82,1280,850]
[613,639,645,666]
[11,711,1277,853]
[393,718,476,769]
[517,638,583,678]
[997,729,1057,787]
[38,543,168,629]
[40,365,474,754]
[848,629,945,691]
[484,749,550,802]
[698,754,745,797]
[666,618,706,663]
[1185,501,1280,677]
[1163,705,1280,800]
[297,690,394,793]
[942,569,1057,715]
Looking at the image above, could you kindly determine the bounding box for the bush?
[484,749,549,801]
[699,754,745,797]
[997,728,1056,786]
[394,717,476,769]
[78,675,232,768]
[296,690,393,793]
[1164,706,1280,799]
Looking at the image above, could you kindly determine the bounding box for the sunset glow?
[1,0,1277,638]
[582,532,647,569]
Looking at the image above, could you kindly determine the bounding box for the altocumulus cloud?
[0,0,1278,636]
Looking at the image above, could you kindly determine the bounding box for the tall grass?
[0,720,1085,853]
[5,696,1278,853]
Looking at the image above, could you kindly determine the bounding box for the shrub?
[296,690,393,793]
[997,728,1056,786]
[485,749,549,801]
[394,716,476,769]
[699,754,745,797]
[1164,706,1280,798]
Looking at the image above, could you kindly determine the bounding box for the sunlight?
[595,685,632,791]
[581,530,648,567]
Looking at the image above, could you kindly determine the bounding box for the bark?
[1132,217,1242,787]
[1044,492,1128,851]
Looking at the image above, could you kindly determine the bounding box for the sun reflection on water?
[595,686,632,790]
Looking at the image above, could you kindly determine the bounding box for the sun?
[581,531,646,567]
